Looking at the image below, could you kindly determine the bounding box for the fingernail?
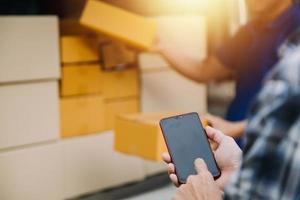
[195,158,203,164]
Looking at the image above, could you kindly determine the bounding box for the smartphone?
[160,112,221,184]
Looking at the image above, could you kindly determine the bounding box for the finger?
[208,138,219,151]
[205,126,224,144]
[194,158,208,174]
[162,152,172,163]
[167,163,176,174]
[170,174,180,187]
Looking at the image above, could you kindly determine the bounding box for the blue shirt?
[215,4,300,123]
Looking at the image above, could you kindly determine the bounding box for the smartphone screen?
[160,112,220,184]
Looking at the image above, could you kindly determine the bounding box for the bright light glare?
[106,0,228,15]
[159,0,215,12]
[155,0,227,15]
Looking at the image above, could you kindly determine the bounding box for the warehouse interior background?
[0,0,247,199]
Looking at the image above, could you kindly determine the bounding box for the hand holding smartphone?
[160,112,220,184]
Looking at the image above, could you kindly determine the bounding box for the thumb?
[194,158,208,174]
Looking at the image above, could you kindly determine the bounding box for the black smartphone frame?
[159,112,221,184]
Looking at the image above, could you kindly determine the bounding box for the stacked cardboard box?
[80,0,157,51]
[59,20,144,198]
[62,6,209,191]
[77,12,209,176]
[60,36,140,138]
[0,17,62,200]
[60,36,106,138]
[114,113,174,161]
[62,131,145,198]
[78,0,180,184]
[0,1,235,199]
[0,142,63,200]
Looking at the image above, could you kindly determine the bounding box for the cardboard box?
[141,69,207,113]
[102,69,139,99]
[61,64,103,96]
[0,142,63,200]
[115,112,208,161]
[105,98,140,130]
[61,66,139,98]
[114,113,175,161]
[101,42,136,70]
[143,160,166,176]
[0,17,60,83]
[138,53,170,72]
[60,95,106,138]
[80,0,156,50]
[62,132,145,199]
[60,19,94,36]
[0,81,59,150]
[61,36,100,64]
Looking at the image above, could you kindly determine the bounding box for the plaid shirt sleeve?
[224,45,300,200]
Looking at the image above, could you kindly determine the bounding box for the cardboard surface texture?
[61,36,100,64]
[102,69,139,99]
[141,70,207,113]
[61,64,103,96]
[60,19,94,36]
[60,95,106,138]
[105,98,140,130]
[0,16,60,83]
[138,53,170,72]
[0,142,63,200]
[0,81,59,150]
[143,160,166,176]
[114,113,175,161]
[61,66,139,98]
[80,0,156,50]
[62,132,145,199]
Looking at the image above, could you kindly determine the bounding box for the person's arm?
[205,114,247,138]
[154,24,249,84]
[155,43,234,83]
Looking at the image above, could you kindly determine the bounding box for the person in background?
[156,0,300,144]
[163,29,300,199]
